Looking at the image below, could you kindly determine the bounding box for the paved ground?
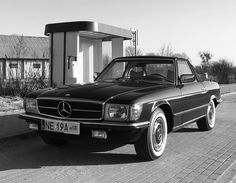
[0,94,236,183]
[220,84,236,95]
[0,111,30,139]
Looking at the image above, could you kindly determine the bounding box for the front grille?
[37,98,103,120]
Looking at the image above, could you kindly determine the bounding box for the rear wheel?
[40,134,67,146]
[134,108,167,160]
[197,99,216,131]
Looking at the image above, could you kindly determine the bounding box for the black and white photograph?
[0,0,236,182]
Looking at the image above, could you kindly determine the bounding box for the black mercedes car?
[19,56,221,160]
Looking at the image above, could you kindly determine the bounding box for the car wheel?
[197,99,216,131]
[134,108,167,160]
[40,134,67,146]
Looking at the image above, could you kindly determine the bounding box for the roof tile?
[0,35,49,59]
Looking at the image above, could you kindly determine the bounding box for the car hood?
[31,81,168,103]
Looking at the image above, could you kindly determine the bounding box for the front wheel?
[134,108,168,160]
[197,99,216,131]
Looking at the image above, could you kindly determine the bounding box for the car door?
[177,60,208,125]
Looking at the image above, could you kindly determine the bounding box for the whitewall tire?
[135,108,168,160]
[197,99,216,131]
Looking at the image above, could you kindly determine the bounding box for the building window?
[9,63,18,68]
[33,63,41,69]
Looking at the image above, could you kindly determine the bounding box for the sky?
[1,0,236,66]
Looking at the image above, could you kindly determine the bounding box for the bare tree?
[12,34,28,58]
[145,52,157,56]
[199,51,213,64]
[157,43,191,61]
[211,59,233,84]
[158,43,174,56]
[9,34,28,79]
[172,52,190,61]
[31,50,38,58]
[125,46,143,56]
[43,48,49,58]
[103,54,111,67]
[198,51,213,74]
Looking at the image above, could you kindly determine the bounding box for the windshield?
[96,59,175,84]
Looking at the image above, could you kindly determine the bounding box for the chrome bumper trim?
[19,113,149,128]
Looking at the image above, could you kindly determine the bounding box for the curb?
[221,91,236,97]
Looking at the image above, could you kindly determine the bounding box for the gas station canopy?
[45,21,132,41]
[45,21,133,86]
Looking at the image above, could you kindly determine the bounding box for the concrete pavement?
[0,92,235,183]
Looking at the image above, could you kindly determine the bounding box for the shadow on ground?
[175,127,200,133]
[0,125,205,172]
[0,134,143,171]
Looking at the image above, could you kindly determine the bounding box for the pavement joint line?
[215,155,236,183]
[221,91,236,97]
[230,174,236,183]
[0,85,236,183]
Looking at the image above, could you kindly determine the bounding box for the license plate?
[41,120,80,135]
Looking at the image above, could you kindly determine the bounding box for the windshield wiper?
[114,77,128,82]
[131,78,173,85]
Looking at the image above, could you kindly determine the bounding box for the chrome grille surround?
[37,97,104,120]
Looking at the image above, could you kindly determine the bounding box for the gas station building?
[45,21,132,86]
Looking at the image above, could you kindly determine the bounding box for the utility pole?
[131,29,138,56]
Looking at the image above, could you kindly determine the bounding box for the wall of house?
[0,59,49,80]
[0,61,3,79]
[24,60,49,78]
[6,60,22,79]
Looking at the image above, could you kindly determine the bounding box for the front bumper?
[19,113,149,143]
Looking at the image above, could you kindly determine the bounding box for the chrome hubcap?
[208,102,215,126]
[152,118,164,152]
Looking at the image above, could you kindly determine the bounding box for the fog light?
[92,130,107,139]
[29,123,38,130]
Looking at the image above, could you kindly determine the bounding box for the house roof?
[0,35,49,59]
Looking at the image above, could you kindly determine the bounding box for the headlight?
[105,104,128,121]
[24,98,38,114]
[130,104,143,121]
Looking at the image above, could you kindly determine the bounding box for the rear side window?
[177,60,193,77]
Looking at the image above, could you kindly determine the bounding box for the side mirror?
[179,74,195,83]
[198,73,209,82]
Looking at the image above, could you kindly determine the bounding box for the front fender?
[139,99,172,123]
[151,100,172,113]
